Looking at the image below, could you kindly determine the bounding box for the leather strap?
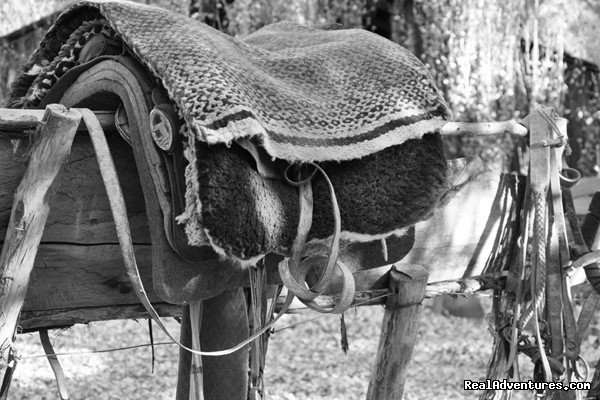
[577,291,600,339]
[520,108,553,382]
[549,141,579,362]
[504,180,532,373]
[39,329,70,400]
[80,109,294,356]
[277,163,356,314]
[547,143,567,361]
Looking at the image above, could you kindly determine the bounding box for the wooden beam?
[0,105,81,373]
[274,273,505,312]
[424,272,506,298]
[19,303,182,331]
[0,108,115,132]
[439,119,528,136]
[23,243,157,312]
[0,128,149,245]
[366,264,428,400]
[19,263,504,331]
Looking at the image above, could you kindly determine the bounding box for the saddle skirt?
[8,0,450,264]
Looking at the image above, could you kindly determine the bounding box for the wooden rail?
[438,119,528,136]
[0,108,115,132]
[275,270,506,313]
[17,270,505,330]
[1,107,528,137]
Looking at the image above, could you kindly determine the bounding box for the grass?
[9,297,598,399]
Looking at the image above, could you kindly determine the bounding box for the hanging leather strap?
[548,142,579,362]
[277,163,356,314]
[547,143,567,362]
[39,329,70,400]
[80,109,294,356]
[519,107,553,381]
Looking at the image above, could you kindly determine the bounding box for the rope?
[518,191,546,329]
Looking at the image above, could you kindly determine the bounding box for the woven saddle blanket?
[9,0,451,262]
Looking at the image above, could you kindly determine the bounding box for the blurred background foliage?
[2,0,600,171]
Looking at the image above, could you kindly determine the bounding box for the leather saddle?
[13,21,448,304]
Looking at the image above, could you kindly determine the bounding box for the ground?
[9,297,598,399]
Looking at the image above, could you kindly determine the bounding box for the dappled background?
[2,0,600,171]
[2,0,600,399]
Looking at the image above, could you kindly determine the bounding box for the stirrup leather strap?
[81,109,293,356]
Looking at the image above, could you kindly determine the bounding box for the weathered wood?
[0,108,114,132]
[0,132,149,244]
[21,243,504,330]
[21,271,505,331]
[0,105,522,332]
[189,301,204,400]
[367,264,428,400]
[0,105,81,372]
[4,113,523,330]
[424,272,506,297]
[22,243,157,312]
[439,119,528,137]
[19,303,182,331]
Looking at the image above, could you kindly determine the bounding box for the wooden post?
[367,264,428,400]
[189,301,204,400]
[0,104,81,374]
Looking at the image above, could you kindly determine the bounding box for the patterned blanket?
[9,0,449,162]
[8,0,451,261]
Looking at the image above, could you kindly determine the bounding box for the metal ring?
[560,168,581,188]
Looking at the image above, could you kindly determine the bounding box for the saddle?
[8,0,450,304]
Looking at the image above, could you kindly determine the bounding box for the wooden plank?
[439,119,528,137]
[0,108,114,132]
[274,272,504,312]
[22,243,158,312]
[0,104,81,374]
[18,303,181,331]
[23,242,505,320]
[0,132,150,244]
[366,264,428,400]
[21,262,502,331]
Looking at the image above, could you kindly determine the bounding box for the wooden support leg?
[189,301,204,400]
[0,105,81,376]
[367,264,428,400]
